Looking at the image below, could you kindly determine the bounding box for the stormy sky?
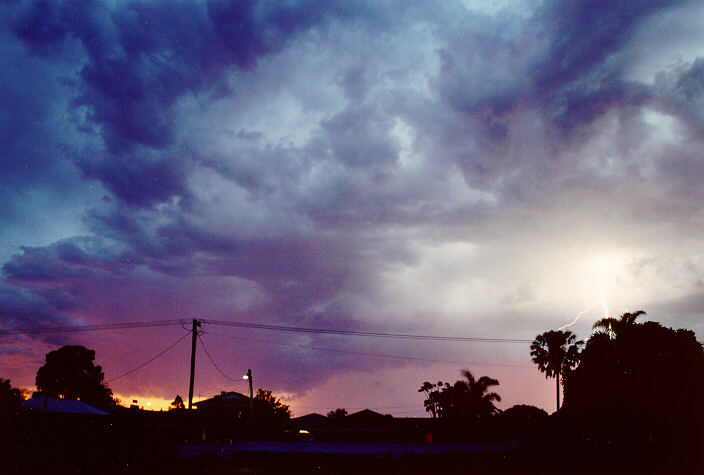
[2,0,704,415]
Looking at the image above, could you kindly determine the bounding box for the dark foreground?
[172,442,703,475]
[9,452,703,475]
[114,455,703,475]
[2,411,702,474]
[3,441,702,475]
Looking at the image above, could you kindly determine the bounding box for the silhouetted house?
[293,412,328,431]
[301,409,427,443]
[192,392,252,442]
[193,391,250,418]
[345,409,395,428]
[292,412,328,440]
[22,396,109,415]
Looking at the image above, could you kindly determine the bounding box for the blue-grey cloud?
[8,0,378,207]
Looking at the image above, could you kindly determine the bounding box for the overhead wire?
[204,329,533,369]
[0,319,184,337]
[1,318,534,389]
[1,318,532,343]
[201,319,533,343]
[197,332,242,382]
[106,330,191,383]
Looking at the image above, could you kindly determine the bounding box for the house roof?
[342,409,395,428]
[293,412,328,428]
[22,396,109,415]
[193,391,250,408]
[348,409,390,420]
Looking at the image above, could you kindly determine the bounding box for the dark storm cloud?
[0,282,76,350]
[1,236,136,294]
[8,0,207,204]
[320,104,400,169]
[433,0,692,192]
[8,0,375,207]
[73,147,189,206]
[531,0,689,133]
[4,0,694,217]
[10,202,364,331]
[3,245,94,282]
[0,16,91,229]
[0,285,61,327]
[655,57,704,137]
[13,0,678,217]
[532,0,685,93]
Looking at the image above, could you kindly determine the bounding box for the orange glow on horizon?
[113,394,209,411]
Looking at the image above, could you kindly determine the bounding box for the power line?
[0,319,184,337]
[197,333,241,382]
[204,330,534,369]
[1,318,532,343]
[106,331,191,383]
[202,319,532,343]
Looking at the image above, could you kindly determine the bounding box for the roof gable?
[293,412,328,428]
[22,396,109,415]
[194,391,250,407]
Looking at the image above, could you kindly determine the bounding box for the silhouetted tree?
[255,389,291,417]
[254,389,291,434]
[35,345,116,411]
[327,408,348,420]
[530,330,582,411]
[418,381,447,418]
[562,318,704,459]
[501,404,548,420]
[0,378,24,413]
[169,394,185,410]
[592,309,645,338]
[422,370,501,423]
[448,369,502,420]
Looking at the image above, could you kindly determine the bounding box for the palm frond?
[484,391,501,402]
[593,317,618,331]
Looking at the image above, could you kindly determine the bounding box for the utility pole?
[188,319,201,410]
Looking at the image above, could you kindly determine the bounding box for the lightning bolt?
[558,303,598,330]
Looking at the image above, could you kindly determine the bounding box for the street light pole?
[243,369,255,438]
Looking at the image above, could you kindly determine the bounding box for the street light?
[243,369,255,438]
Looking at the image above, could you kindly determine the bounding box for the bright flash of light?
[558,303,598,330]
[583,252,625,320]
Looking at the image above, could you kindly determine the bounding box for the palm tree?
[530,330,583,411]
[592,310,646,338]
[449,369,502,420]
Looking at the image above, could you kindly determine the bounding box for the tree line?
[3,309,702,473]
[418,310,704,458]
[0,344,291,424]
[3,309,703,438]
